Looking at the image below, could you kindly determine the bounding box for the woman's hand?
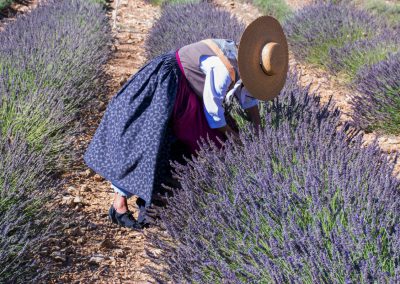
[217,124,242,146]
[245,105,261,135]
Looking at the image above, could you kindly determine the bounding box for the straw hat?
[238,16,289,101]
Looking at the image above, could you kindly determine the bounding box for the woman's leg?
[109,184,142,230]
[111,184,133,214]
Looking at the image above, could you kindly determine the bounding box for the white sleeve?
[238,86,259,109]
[201,57,231,129]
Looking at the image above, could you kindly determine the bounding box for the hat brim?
[238,16,289,101]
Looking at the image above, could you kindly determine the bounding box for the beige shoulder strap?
[201,39,237,88]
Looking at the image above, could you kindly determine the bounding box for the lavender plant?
[0,0,111,170]
[0,0,13,10]
[363,0,400,28]
[0,0,111,281]
[146,72,400,283]
[329,29,399,81]
[351,52,400,135]
[0,128,56,282]
[284,2,385,69]
[145,1,245,59]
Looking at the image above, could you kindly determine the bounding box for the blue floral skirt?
[83,52,180,206]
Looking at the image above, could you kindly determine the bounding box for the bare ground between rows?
[37,0,165,283]
[215,0,400,178]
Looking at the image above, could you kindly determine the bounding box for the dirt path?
[215,0,400,178]
[40,0,162,282]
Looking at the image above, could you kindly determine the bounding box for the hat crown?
[261,42,285,76]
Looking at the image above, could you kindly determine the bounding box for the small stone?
[51,251,66,262]
[66,186,76,193]
[100,239,114,249]
[93,174,104,182]
[119,76,128,86]
[80,184,90,192]
[98,101,106,112]
[62,196,74,207]
[77,237,85,245]
[114,249,125,258]
[99,212,109,219]
[109,256,116,266]
[89,255,105,265]
[74,196,82,204]
[84,169,94,177]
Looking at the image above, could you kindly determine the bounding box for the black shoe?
[136,198,151,228]
[109,205,143,230]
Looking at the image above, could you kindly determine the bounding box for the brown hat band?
[261,42,286,76]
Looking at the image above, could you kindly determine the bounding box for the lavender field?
[0,0,399,282]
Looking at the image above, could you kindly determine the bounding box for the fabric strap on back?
[201,39,236,89]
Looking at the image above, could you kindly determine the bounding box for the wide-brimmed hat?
[238,16,288,101]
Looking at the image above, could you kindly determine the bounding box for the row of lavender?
[0,0,110,282]
[285,1,400,135]
[144,1,400,282]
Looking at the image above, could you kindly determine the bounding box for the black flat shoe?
[109,205,143,231]
[136,198,151,228]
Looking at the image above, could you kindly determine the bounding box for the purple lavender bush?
[146,72,400,283]
[0,128,56,282]
[351,52,400,135]
[284,2,385,69]
[0,0,111,281]
[144,1,245,59]
[329,29,399,80]
[0,0,111,169]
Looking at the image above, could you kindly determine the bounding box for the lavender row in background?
[285,1,399,135]
[351,53,400,135]
[144,1,245,60]
[0,0,111,282]
[329,31,399,80]
[284,2,385,69]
